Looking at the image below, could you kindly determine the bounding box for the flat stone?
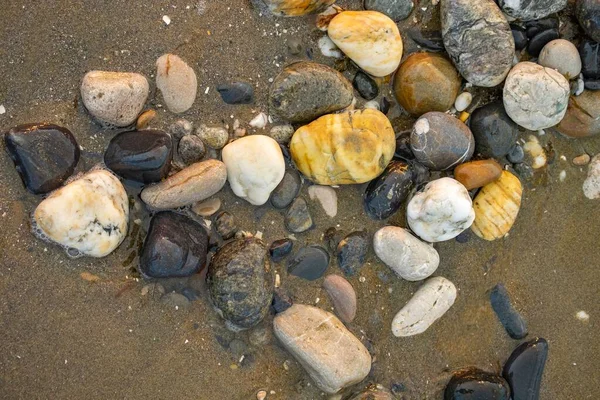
[490,283,528,340]
[364,0,414,22]
[323,274,357,323]
[445,368,510,400]
[308,185,338,217]
[499,0,566,21]
[502,338,549,400]
[454,159,502,190]
[156,54,197,113]
[216,82,254,104]
[285,197,313,233]
[363,160,415,220]
[336,231,369,276]
[270,169,302,209]
[288,245,329,280]
[470,101,519,158]
[557,90,600,138]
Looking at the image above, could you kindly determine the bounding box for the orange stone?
[556,90,600,138]
[454,159,503,190]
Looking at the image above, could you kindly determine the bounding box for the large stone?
[290,109,396,185]
[499,0,566,21]
[445,369,511,400]
[469,101,519,158]
[273,304,372,393]
[32,169,128,258]
[363,160,416,220]
[538,39,582,80]
[557,90,600,138]
[156,54,198,113]
[4,123,80,194]
[140,159,227,209]
[502,338,548,400]
[269,62,353,123]
[81,71,149,127]
[328,11,403,77]
[364,0,414,22]
[252,0,336,16]
[441,0,514,87]
[577,0,600,43]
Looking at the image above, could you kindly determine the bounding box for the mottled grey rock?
[196,124,229,149]
[285,197,313,233]
[577,0,600,43]
[178,135,206,165]
[215,211,237,240]
[470,101,519,158]
[270,169,302,209]
[364,0,414,22]
[499,0,567,21]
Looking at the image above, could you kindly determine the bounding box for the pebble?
[196,124,229,149]
[392,276,457,337]
[407,177,475,242]
[308,185,338,217]
[318,35,342,58]
[256,390,267,400]
[393,52,461,116]
[216,82,254,104]
[336,231,369,276]
[269,61,353,123]
[573,154,591,166]
[410,112,474,171]
[579,39,600,81]
[527,28,559,58]
[222,135,285,206]
[141,160,227,209]
[323,274,357,323]
[511,24,528,51]
[255,0,335,16]
[290,109,395,184]
[33,169,128,258]
[498,0,566,21]
[140,212,209,278]
[454,92,472,112]
[454,159,502,190]
[178,135,206,165]
[583,154,600,199]
[207,238,274,331]
[363,160,415,220]
[373,226,439,281]
[349,385,394,400]
[192,198,221,217]
[273,304,371,394]
[288,245,329,280]
[353,71,379,100]
[490,283,528,340]
[249,113,268,129]
[363,0,414,22]
[577,0,600,43]
[472,170,523,240]
[441,0,514,87]
[502,338,549,400]
[160,292,191,310]
[328,11,403,77]
[285,197,314,233]
[539,39,582,80]
[169,119,194,141]
[156,54,197,113]
[444,368,510,400]
[80,71,149,127]
[269,124,295,144]
[215,211,237,240]
[270,169,302,209]
[269,239,294,262]
[272,288,294,313]
[136,109,157,130]
[557,90,600,138]
[470,101,519,158]
[503,62,570,131]
[508,144,525,164]
[4,124,80,194]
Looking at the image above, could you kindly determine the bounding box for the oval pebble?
[503,338,549,400]
[490,283,528,340]
[323,274,357,323]
[454,92,473,112]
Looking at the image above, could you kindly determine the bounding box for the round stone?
[539,39,582,80]
[507,144,525,164]
[270,169,302,209]
[363,0,414,22]
[336,231,369,276]
[178,135,206,165]
[196,124,229,149]
[454,159,502,190]
[287,246,330,281]
[469,101,519,158]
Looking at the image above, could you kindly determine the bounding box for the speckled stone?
[364,0,414,22]
[498,0,566,21]
[215,211,237,240]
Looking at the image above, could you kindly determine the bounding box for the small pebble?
[196,124,229,149]
[288,246,330,281]
[217,82,254,104]
[169,119,194,141]
[573,154,591,166]
[136,109,157,130]
[454,92,473,112]
[287,38,303,55]
[490,283,528,339]
[336,231,369,277]
[257,390,267,400]
[178,135,206,165]
[507,144,525,164]
[308,185,337,217]
[269,238,294,262]
[353,71,379,100]
[323,274,357,323]
[318,35,342,58]
[249,113,268,129]
[363,100,379,110]
[215,211,237,240]
[272,288,293,313]
[192,198,221,217]
[269,124,295,144]
[576,311,590,322]
[162,15,171,25]
[285,197,313,233]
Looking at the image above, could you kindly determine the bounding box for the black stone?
[269,238,294,262]
[4,123,80,194]
[288,245,330,281]
[490,283,528,339]
[139,212,209,279]
[511,24,528,51]
[470,101,519,158]
[216,82,254,104]
[412,161,430,186]
[270,169,302,209]
[580,39,600,80]
[272,288,293,313]
[455,230,471,243]
[507,144,525,164]
[353,71,379,100]
[285,197,313,233]
[503,338,549,400]
[380,96,392,115]
[525,18,559,39]
[407,29,445,52]
[584,79,600,90]
[445,368,511,400]
[324,227,345,252]
[364,160,415,220]
[336,231,369,276]
[104,129,172,183]
[394,130,414,161]
[577,0,600,43]
[527,29,559,57]
[215,211,237,240]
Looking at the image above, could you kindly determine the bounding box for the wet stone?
[217,82,254,104]
[364,0,413,22]
[444,368,510,400]
[394,130,414,161]
[577,0,600,43]
[324,227,345,252]
[285,197,313,233]
[407,29,445,51]
[288,245,330,281]
[364,160,415,220]
[178,135,206,165]
[507,144,525,164]
[579,39,600,81]
[269,238,294,262]
[336,231,369,276]
[470,101,519,158]
[215,211,237,240]
[490,283,528,340]
[503,338,549,400]
[527,28,559,57]
[270,169,302,209]
[353,71,379,100]
[272,287,293,313]
[511,24,528,51]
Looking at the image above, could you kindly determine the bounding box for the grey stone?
[270,169,302,209]
[470,101,519,158]
[364,0,414,22]
[269,124,295,144]
[178,135,206,165]
[215,211,237,240]
[499,0,567,21]
[196,124,229,149]
[285,197,313,233]
[577,0,600,44]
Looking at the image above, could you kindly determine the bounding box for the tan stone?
[259,0,335,16]
[557,90,600,138]
[454,159,503,190]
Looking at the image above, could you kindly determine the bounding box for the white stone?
[523,135,547,169]
[538,39,582,80]
[318,36,342,58]
[249,112,268,129]
[156,54,198,113]
[0,105,5,114]
[503,62,570,130]
[583,154,600,200]
[80,71,149,127]
[308,185,338,217]
[454,92,472,112]
[391,276,457,337]
[33,169,129,258]
[373,226,439,281]
[222,135,285,205]
[363,100,379,110]
[407,177,475,242]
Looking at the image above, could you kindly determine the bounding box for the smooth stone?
[269,238,294,262]
[373,226,439,281]
[285,197,313,233]
[574,154,591,166]
[503,62,570,130]
[288,245,329,280]
[441,0,514,87]
[4,123,80,194]
[584,79,600,90]
[364,0,414,21]
[470,101,519,158]
[454,92,473,112]
[253,0,336,16]
[407,177,475,243]
[169,119,194,141]
[498,0,566,21]
[583,154,600,199]
[272,288,294,313]
[454,159,502,190]
[472,170,523,240]
[156,54,197,113]
[207,238,274,330]
[353,71,379,100]
[539,39,582,80]
[407,29,445,51]
[136,109,156,130]
[216,82,254,104]
[392,276,457,337]
[410,112,475,171]
[196,124,229,149]
[141,159,227,209]
[577,0,600,43]
[363,160,415,220]
[336,231,369,276]
[508,144,525,164]
[222,135,285,206]
[490,283,528,340]
[178,135,206,165]
[579,39,600,80]
[104,130,172,183]
[192,198,221,217]
[393,130,414,161]
[525,17,558,38]
[308,185,338,217]
[511,24,528,51]
[503,338,549,400]
[527,28,559,57]
[161,292,191,310]
[288,38,303,54]
[445,368,511,400]
[215,211,237,240]
[273,304,371,394]
[290,109,396,185]
[270,169,302,209]
[269,124,295,144]
[323,274,357,323]
[349,385,394,400]
[80,71,149,127]
[393,52,461,116]
[328,11,403,77]
[269,62,353,123]
[556,90,600,138]
[139,212,208,279]
[32,169,128,258]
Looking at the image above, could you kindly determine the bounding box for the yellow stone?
[328,11,403,77]
[261,0,336,16]
[290,109,395,185]
[471,170,523,241]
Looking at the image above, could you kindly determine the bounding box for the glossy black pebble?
[269,238,294,262]
[503,338,549,400]
[527,29,559,57]
[511,24,528,51]
[364,160,415,220]
[490,283,528,339]
[216,82,254,104]
[353,71,379,100]
[288,245,329,281]
[445,368,511,400]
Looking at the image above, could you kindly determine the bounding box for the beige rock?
[323,275,357,323]
[156,54,198,113]
[256,0,336,16]
[557,90,600,138]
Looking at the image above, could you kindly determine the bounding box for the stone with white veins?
[222,135,285,206]
[33,169,129,258]
[407,177,475,242]
[308,185,338,217]
[498,0,567,21]
[156,54,198,113]
[583,154,600,200]
[392,276,457,337]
